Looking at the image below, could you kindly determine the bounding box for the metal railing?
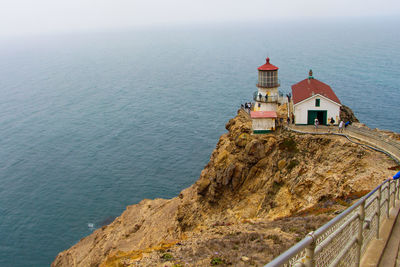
[265,178,400,267]
[253,92,278,103]
[348,125,400,154]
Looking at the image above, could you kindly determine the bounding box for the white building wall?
[254,87,278,112]
[294,95,341,125]
[257,87,278,96]
[254,102,277,112]
[252,118,275,131]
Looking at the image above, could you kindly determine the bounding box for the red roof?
[258,57,279,71]
[250,111,277,118]
[291,78,341,105]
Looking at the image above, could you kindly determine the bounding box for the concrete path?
[378,206,400,267]
[286,124,400,164]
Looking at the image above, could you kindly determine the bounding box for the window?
[315,99,320,107]
[258,71,277,87]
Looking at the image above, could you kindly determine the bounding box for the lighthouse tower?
[250,57,279,134]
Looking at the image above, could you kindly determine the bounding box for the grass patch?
[266,234,281,244]
[211,257,224,265]
[287,160,299,171]
[279,137,298,153]
[161,253,173,260]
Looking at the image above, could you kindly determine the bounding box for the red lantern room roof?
[258,57,279,71]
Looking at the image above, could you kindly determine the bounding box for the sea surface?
[0,17,399,267]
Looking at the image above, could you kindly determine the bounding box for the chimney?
[309,69,314,79]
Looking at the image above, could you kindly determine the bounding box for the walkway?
[285,123,400,266]
[286,123,400,163]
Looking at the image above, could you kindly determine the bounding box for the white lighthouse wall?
[252,118,275,133]
[294,95,341,125]
[254,87,279,112]
[254,102,277,112]
[257,87,278,95]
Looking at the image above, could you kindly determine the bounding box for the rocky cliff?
[52,109,397,267]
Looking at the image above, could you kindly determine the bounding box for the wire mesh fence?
[265,179,400,267]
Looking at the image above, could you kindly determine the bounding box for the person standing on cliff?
[390,171,400,180]
[314,118,319,130]
[338,120,344,133]
[328,117,335,133]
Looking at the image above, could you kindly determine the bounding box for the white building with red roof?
[251,58,280,133]
[291,70,341,125]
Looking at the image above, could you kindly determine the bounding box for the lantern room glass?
[258,71,278,88]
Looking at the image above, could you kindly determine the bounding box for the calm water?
[0,18,399,266]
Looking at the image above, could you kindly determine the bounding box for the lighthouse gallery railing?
[253,92,279,103]
[265,178,400,267]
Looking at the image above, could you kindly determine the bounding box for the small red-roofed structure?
[250,111,277,119]
[291,70,341,125]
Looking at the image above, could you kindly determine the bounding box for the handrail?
[253,91,278,103]
[265,125,400,266]
[265,179,399,266]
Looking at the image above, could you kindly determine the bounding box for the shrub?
[266,234,281,244]
[287,160,299,171]
[211,257,223,265]
[279,137,298,152]
[161,253,173,260]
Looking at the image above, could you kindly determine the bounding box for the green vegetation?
[279,136,298,152]
[161,253,173,260]
[287,160,299,171]
[210,257,223,265]
[266,234,281,244]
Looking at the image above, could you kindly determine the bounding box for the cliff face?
[52,109,396,267]
[340,105,360,123]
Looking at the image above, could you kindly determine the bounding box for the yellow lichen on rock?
[52,108,398,267]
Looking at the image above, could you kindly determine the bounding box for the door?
[308,110,327,125]
[317,111,327,125]
[307,111,317,125]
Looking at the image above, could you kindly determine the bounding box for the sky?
[0,0,399,37]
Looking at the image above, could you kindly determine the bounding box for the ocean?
[0,17,399,266]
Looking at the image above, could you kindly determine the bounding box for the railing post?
[389,180,396,207]
[394,180,397,206]
[377,186,381,239]
[387,181,391,218]
[304,232,315,267]
[397,179,400,200]
[357,200,365,267]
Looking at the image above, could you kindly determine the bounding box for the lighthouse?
[250,57,279,133]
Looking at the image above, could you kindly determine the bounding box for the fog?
[0,0,399,37]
